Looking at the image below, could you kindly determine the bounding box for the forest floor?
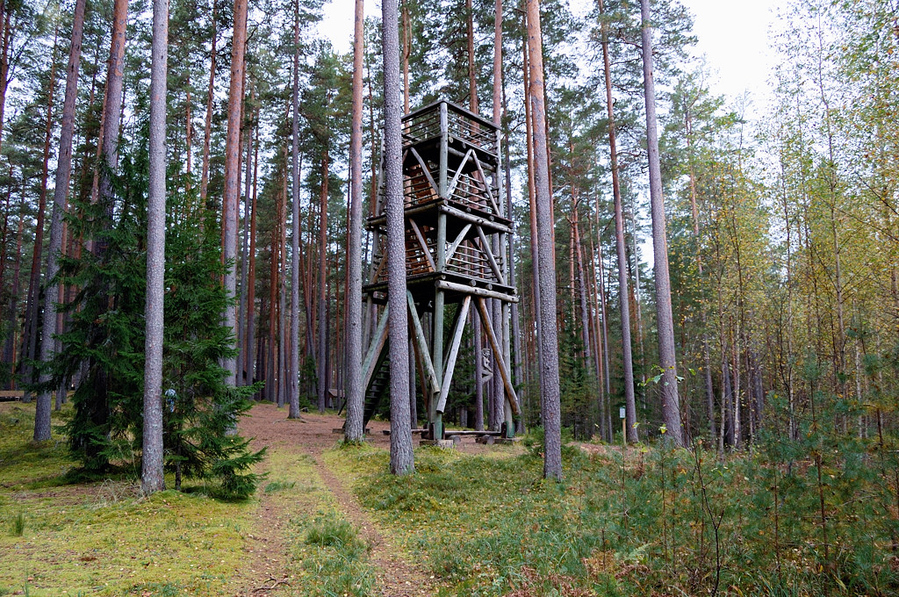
[0,400,521,597]
[5,400,892,596]
[236,403,446,597]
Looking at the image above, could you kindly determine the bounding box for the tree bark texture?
[21,28,58,401]
[222,0,249,385]
[640,0,684,447]
[598,0,637,442]
[96,0,129,225]
[344,0,365,440]
[526,0,562,480]
[466,0,478,114]
[383,0,414,475]
[237,115,253,385]
[317,152,329,412]
[142,0,168,495]
[245,144,258,392]
[278,169,288,408]
[289,0,303,419]
[34,0,86,441]
[199,1,216,205]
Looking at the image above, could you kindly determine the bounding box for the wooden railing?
[402,101,497,156]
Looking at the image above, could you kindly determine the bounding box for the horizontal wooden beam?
[436,279,518,303]
[440,203,512,234]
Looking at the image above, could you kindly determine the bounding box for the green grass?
[263,479,297,493]
[5,401,897,596]
[0,404,74,489]
[333,438,899,597]
[0,402,309,596]
[11,512,24,536]
[287,512,374,597]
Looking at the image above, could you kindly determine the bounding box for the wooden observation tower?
[362,100,520,440]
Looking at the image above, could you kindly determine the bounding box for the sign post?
[619,407,626,447]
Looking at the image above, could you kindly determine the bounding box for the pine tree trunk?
[199,1,216,206]
[629,211,647,390]
[316,152,329,412]
[466,0,478,113]
[473,312,484,431]
[245,144,258,392]
[597,243,612,432]
[303,199,315,369]
[526,0,562,479]
[490,297,503,430]
[278,162,288,408]
[3,188,24,386]
[598,0,637,442]
[0,182,12,329]
[269,195,280,403]
[383,0,414,475]
[236,127,248,382]
[222,0,249,386]
[640,0,683,446]
[142,0,168,495]
[184,87,192,195]
[33,0,86,441]
[401,0,410,114]
[46,0,126,455]
[683,104,715,440]
[344,0,365,438]
[522,25,542,416]
[571,205,591,375]
[21,28,58,400]
[0,6,12,156]
[289,0,304,419]
[237,113,254,385]
[96,0,129,226]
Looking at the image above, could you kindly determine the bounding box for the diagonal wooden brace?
[445,223,472,264]
[435,295,472,414]
[406,292,440,394]
[362,306,389,393]
[476,297,520,416]
[476,225,506,285]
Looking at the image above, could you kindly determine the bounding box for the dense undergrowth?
[344,436,899,596]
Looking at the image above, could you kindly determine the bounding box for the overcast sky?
[318,0,780,111]
[684,0,778,106]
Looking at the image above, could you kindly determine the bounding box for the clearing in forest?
[4,401,896,596]
[0,401,519,597]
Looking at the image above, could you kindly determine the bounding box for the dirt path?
[236,404,436,596]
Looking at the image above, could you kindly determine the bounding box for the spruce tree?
[48,131,264,499]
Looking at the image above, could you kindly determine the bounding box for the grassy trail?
[240,403,436,597]
[0,401,440,596]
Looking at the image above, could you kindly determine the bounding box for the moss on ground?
[7,402,894,596]
[1,403,262,596]
[0,403,381,597]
